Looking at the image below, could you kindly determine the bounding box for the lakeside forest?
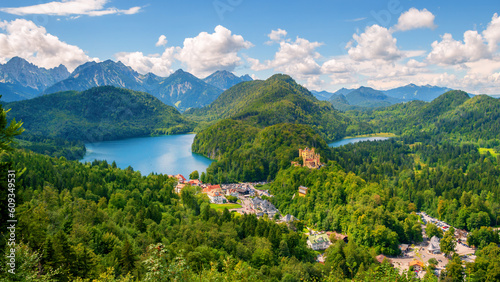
[1,74,500,281]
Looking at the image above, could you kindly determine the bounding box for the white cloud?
[406,59,427,68]
[156,35,167,47]
[348,25,402,62]
[483,13,500,53]
[0,0,141,17]
[427,14,500,66]
[115,48,176,77]
[393,8,436,31]
[0,18,94,71]
[250,37,322,77]
[427,31,491,65]
[321,59,350,74]
[304,76,324,91]
[267,28,287,43]
[175,25,253,77]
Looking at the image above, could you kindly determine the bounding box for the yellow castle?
[292,147,322,169]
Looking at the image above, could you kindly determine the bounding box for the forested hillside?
[5,86,194,159]
[193,121,329,182]
[346,90,500,142]
[0,149,421,281]
[186,74,348,142]
[189,75,350,183]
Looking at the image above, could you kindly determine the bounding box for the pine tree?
[120,239,136,276]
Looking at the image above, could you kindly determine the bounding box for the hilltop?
[6,86,193,142]
[187,74,348,141]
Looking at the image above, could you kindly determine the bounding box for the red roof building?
[174,174,186,183]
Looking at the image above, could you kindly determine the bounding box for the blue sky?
[0,0,499,94]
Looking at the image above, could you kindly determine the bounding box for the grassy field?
[210,203,242,211]
[479,148,498,157]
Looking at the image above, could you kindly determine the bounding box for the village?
[170,147,479,279]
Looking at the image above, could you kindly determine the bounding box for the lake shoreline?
[343,132,397,139]
[80,134,213,177]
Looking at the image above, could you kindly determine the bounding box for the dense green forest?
[0,149,427,281]
[193,121,330,182]
[267,162,423,256]
[345,91,500,148]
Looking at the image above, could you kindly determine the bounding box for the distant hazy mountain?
[154,69,223,110]
[308,90,332,101]
[331,87,355,97]
[203,70,252,90]
[43,60,223,111]
[329,94,361,111]
[328,86,401,110]
[383,84,453,102]
[0,57,69,101]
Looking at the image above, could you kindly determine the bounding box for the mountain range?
[312,84,456,111]
[329,86,402,110]
[0,57,70,102]
[2,57,496,113]
[0,57,252,111]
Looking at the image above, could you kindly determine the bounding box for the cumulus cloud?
[156,35,167,47]
[267,28,287,43]
[175,25,253,77]
[304,76,324,91]
[321,59,350,74]
[483,13,500,52]
[0,0,141,17]
[393,8,436,31]
[0,18,94,71]
[348,25,402,62]
[115,48,176,77]
[250,36,322,78]
[427,31,491,65]
[427,14,500,66]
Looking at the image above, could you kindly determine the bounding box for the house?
[281,214,297,223]
[409,260,425,271]
[207,190,226,204]
[175,183,187,194]
[188,179,201,186]
[226,188,239,197]
[203,185,222,193]
[298,186,308,196]
[327,232,348,243]
[400,244,410,253]
[307,234,331,250]
[174,174,186,183]
[250,197,279,218]
[236,187,249,195]
[428,236,441,254]
[376,254,393,265]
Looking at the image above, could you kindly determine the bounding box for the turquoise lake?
[329,136,390,148]
[80,134,213,177]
